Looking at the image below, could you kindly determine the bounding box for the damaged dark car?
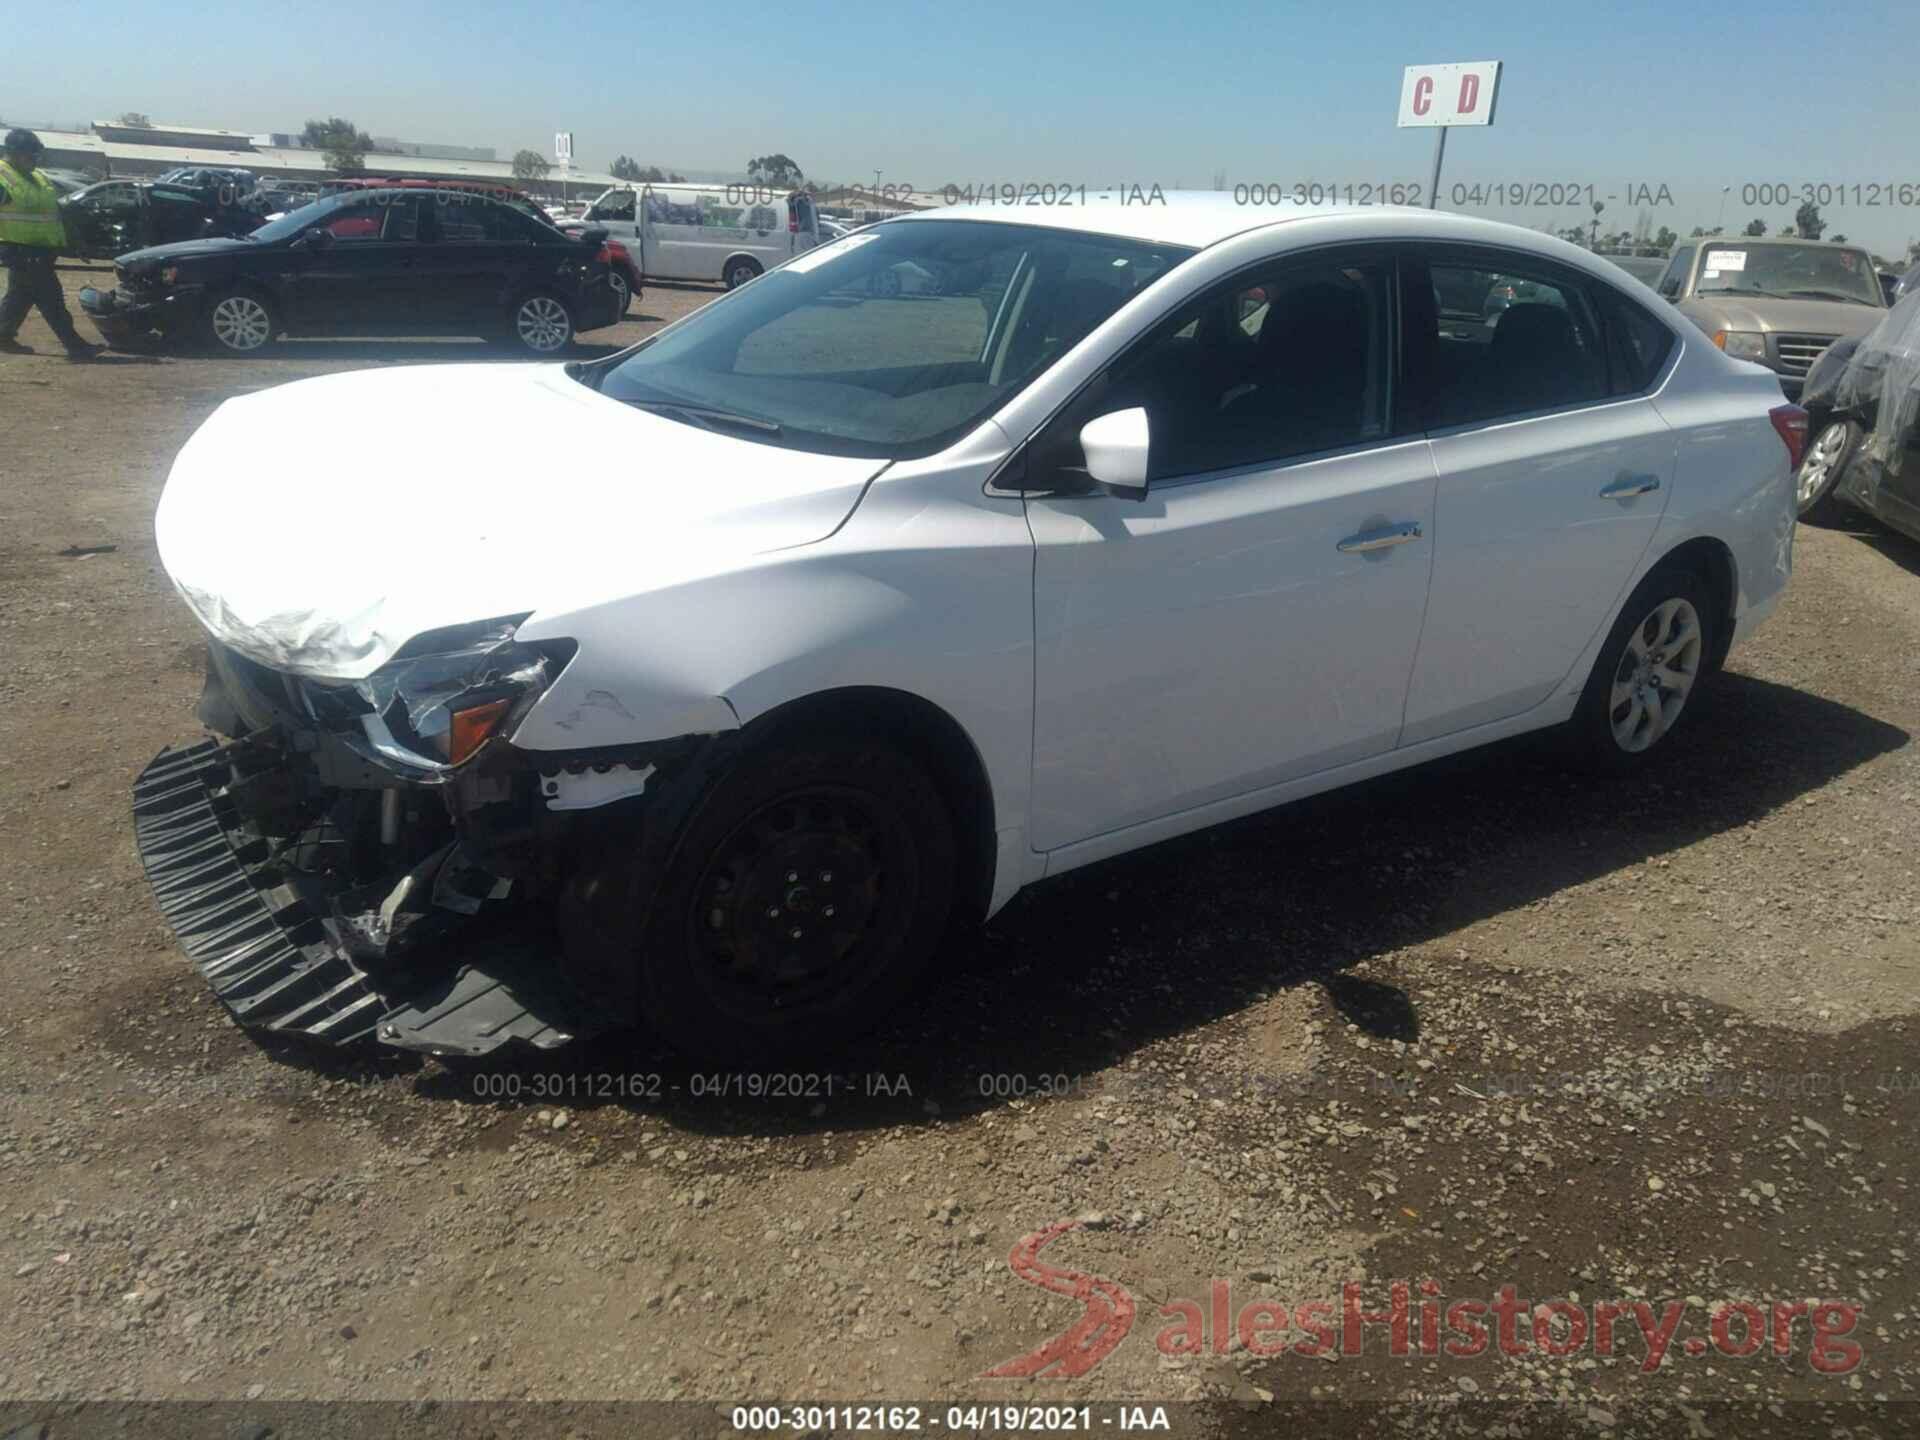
[60,178,261,260]
[1794,289,1920,540]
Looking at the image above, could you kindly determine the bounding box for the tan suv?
[1656,237,1885,399]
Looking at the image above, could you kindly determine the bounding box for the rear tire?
[508,291,575,355]
[723,258,762,290]
[631,734,955,1064]
[1569,562,1716,773]
[1795,418,1860,522]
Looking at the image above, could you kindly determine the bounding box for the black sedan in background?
[79,189,623,356]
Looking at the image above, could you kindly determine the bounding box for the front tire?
[1795,419,1860,522]
[200,288,276,355]
[723,257,762,290]
[1570,562,1715,772]
[634,735,955,1063]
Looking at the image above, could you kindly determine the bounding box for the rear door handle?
[1601,472,1661,499]
[1337,521,1424,554]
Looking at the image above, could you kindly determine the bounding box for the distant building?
[256,133,498,163]
[11,118,612,199]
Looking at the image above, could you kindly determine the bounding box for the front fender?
[508,449,1036,895]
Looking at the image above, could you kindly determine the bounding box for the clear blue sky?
[13,0,1920,256]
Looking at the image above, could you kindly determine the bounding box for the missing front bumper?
[132,740,605,1057]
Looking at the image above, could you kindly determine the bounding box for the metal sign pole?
[1427,127,1448,209]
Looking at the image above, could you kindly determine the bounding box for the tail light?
[788,217,798,233]
[596,244,613,264]
[1770,403,1809,470]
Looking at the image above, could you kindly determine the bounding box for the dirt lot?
[2,265,1918,1435]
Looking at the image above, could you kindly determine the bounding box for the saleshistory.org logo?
[980,1221,1864,1378]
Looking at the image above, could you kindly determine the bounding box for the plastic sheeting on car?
[1823,289,1920,477]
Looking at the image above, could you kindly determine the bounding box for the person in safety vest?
[0,130,99,360]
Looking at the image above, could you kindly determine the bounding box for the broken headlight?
[308,616,572,774]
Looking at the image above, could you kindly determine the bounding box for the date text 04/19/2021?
[729,1404,1174,1431]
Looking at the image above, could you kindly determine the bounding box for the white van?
[579,182,820,288]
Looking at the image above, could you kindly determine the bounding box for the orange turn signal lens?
[1710,330,1728,349]
[447,698,512,766]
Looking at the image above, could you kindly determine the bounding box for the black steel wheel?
[635,735,955,1061]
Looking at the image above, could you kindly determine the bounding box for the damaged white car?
[136,200,1800,1062]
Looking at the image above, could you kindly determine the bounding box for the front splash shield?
[132,741,602,1057]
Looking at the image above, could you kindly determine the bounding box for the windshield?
[1694,243,1881,304]
[590,219,1191,458]
[247,192,358,244]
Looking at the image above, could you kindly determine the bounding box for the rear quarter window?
[1598,287,1677,394]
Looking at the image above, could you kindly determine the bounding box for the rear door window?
[434,195,538,243]
[1403,251,1608,428]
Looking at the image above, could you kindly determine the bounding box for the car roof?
[329,178,522,195]
[1699,236,1867,250]
[884,192,1642,263]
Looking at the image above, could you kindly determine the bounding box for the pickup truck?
[1653,237,1885,400]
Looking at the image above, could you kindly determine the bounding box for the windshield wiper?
[623,399,783,435]
[1784,288,1871,304]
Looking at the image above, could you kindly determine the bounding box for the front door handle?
[1601,472,1662,499]
[1337,521,1424,554]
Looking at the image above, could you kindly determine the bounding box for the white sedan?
[139,198,1801,1062]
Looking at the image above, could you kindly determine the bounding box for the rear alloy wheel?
[203,291,274,354]
[1795,419,1860,521]
[1606,596,1704,753]
[513,293,574,354]
[723,258,762,290]
[636,736,955,1062]
[1571,562,1715,770]
[608,268,631,317]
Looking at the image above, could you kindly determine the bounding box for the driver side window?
[1657,247,1694,297]
[1035,257,1394,485]
[324,198,419,243]
[595,190,635,223]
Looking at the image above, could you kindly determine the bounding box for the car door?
[1395,245,1677,746]
[583,185,642,246]
[1871,399,1920,534]
[414,193,524,331]
[1024,248,1437,853]
[284,195,429,334]
[787,191,818,256]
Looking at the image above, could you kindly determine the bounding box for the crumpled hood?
[117,237,256,270]
[155,363,886,679]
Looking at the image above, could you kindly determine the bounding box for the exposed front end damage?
[132,634,730,1057]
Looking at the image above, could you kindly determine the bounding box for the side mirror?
[294,226,334,251]
[579,225,609,244]
[1079,408,1151,501]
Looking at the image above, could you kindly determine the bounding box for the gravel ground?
[1,266,1917,1436]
